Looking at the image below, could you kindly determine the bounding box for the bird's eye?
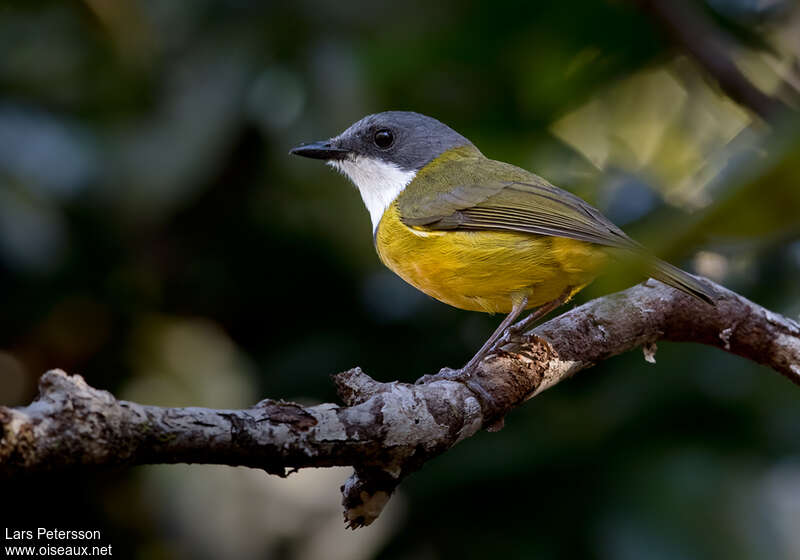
[374,129,394,149]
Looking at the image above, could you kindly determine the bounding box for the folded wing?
[401,179,641,250]
[398,177,715,304]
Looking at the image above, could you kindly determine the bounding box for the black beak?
[289,140,350,160]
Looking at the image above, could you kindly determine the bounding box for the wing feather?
[402,179,640,250]
[394,158,715,304]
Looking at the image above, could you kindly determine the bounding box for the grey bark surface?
[2,278,799,527]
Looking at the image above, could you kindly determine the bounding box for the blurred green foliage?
[1,0,799,559]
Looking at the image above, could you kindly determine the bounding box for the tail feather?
[649,258,716,305]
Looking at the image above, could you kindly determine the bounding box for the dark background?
[2,1,800,558]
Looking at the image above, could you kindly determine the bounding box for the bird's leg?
[459,295,529,375]
[419,289,570,389]
[489,289,571,353]
[424,295,529,385]
[419,293,568,423]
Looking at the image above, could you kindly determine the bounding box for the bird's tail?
[648,257,716,305]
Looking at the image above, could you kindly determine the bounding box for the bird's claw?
[415,367,469,385]
[415,366,504,429]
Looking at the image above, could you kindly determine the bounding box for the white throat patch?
[328,156,416,232]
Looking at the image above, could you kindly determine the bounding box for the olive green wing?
[397,174,715,303]
[400,177,641,250]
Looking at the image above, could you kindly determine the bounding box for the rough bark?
[1,279,798,527]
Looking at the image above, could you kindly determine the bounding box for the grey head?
[290,111,473,172]
[290,111,477,231]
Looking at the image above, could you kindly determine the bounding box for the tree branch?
[1,278,798,528]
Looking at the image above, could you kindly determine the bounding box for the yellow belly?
[375,203,609,314]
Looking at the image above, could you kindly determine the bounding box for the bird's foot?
[488,290,572,354]
[415,366,470,385]
[487,327,519,355]
[416,364,500,412]
[416,366,506,431]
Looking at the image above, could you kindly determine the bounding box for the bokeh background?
[2,0,800,558]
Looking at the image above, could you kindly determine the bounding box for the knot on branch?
[332,367,388,406]
[0,408,33,468]
[38,368,90,397]
[341,469,397,529]
[1,369,109,472]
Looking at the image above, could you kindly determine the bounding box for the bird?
[290,111,714,377]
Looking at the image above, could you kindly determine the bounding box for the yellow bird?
[291,112,714,375]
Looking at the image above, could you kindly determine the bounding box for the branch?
[2,278,798,528]
[638,0,794,122]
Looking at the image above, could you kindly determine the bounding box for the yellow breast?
[374,203,609,314]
